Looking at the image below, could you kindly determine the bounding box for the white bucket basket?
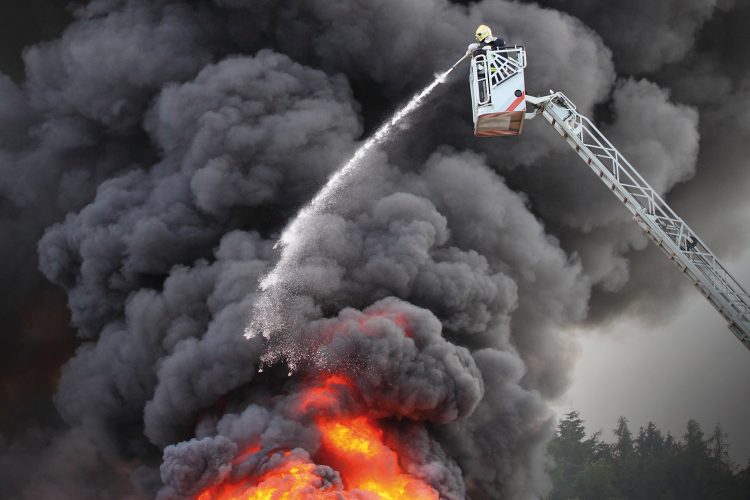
[469,46,527,137]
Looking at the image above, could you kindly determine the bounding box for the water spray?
[274,53,469,251]
[246,54,470,341]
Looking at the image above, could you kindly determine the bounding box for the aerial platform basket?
[470,46,527,137]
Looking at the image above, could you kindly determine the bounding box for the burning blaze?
[196,373,438,499]
[317,416,438,499]
[298,374,352,414]
[319,417,380,458]
[231,444,263,466]
[197,456,329,500]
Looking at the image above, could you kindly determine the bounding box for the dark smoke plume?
[1,0,748,498]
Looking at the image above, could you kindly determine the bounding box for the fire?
[317,416,438,500]
[196,416,438,500]
[319,417,380,457]
[197,314,437,499]
[298,374,353,414]
[232,444,262,466]
[250,461,319,499]
[196,456,332,500]
[297,375,437,497]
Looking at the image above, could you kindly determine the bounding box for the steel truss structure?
[525,91,750,350]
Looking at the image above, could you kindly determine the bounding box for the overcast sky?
[556,247,750,463]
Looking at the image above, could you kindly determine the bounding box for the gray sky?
[556,248,750,464]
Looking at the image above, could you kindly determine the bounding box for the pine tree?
[709,424,730,468]
[611,416,635,498]
[547,413,749,500]
[614,417,634,459]
[548,411,600,500]
[634,422,671,499]
[675,419,713,499]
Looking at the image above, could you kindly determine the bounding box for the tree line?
[546,411,750,499]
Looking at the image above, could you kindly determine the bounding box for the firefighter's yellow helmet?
[475,24,492,42]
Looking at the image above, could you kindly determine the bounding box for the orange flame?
[297,374,353,414]
[196,312,437,499]
[317,416,438,499]
[197,455,332,500]
[231,444,262,466]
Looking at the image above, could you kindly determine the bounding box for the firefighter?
[467,25,505,102]
[466,24,505,57]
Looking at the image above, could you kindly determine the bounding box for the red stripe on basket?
[505,91,526,112]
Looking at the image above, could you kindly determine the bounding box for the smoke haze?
[1,0,748,498]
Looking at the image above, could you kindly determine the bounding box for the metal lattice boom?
[527,92,750,350]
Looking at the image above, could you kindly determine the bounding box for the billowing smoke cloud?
[2,0,747,498]
[536,0,736,74]
[527,0,750,324]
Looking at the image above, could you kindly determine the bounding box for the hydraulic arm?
[526,92,750,350]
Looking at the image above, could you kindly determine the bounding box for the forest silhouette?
[547,411,750,499]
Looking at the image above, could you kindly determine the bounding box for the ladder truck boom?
[468,47,750,350]
[528,92,750,350]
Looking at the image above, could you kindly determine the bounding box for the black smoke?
[0,0,747,498]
